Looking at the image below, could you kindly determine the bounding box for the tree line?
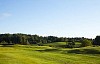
[0,33,100,47]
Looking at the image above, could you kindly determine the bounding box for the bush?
[66,42,75,48]
[81,39,92,47]
[0,41,8,44]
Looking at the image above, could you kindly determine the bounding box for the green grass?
[43,42,81,48]
[0,43,100,64]
[43,42,67,47]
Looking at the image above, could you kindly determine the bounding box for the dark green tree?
[93,36,100,45]
[67,41,75,48]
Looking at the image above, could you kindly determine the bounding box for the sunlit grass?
[0,44,100,64]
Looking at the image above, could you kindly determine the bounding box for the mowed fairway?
[0,45,100,64]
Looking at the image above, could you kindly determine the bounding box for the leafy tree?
[81,39,92,47]
[93,36,100,45]
[0,33,93,46]
[1,41,8,44]
[67,41,75,48]
[20,36,28,45]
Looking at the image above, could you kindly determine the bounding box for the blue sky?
[0,0,100,38]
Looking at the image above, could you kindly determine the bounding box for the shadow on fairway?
[0,44,14,47]
[36,48,60,52]
[67,49,100,54]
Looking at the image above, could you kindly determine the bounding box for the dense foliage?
[81,39,92,47]
[0,33,100,47]
[93,36,100,45]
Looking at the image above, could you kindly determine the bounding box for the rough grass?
[0,44,100,64]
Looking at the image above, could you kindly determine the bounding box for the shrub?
[66,42,75,48]
[81,39,92,47]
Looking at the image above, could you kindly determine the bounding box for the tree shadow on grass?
[0,44,14,47]
[36,48,60,52]
[67,49,100,54]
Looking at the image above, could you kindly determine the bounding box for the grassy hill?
[0,43,100,64]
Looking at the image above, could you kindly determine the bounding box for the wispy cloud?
[0,13,12,19]
[2,13,12,17]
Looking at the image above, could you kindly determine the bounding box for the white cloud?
[0,13,12,19]
[2,13,12,17]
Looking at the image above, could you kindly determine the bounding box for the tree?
[81,39,92,47]
[20,36,29,45]
[93,36,100,45]
[67,41,75,48]
[0,33,93,45]
[1,41,8,44]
